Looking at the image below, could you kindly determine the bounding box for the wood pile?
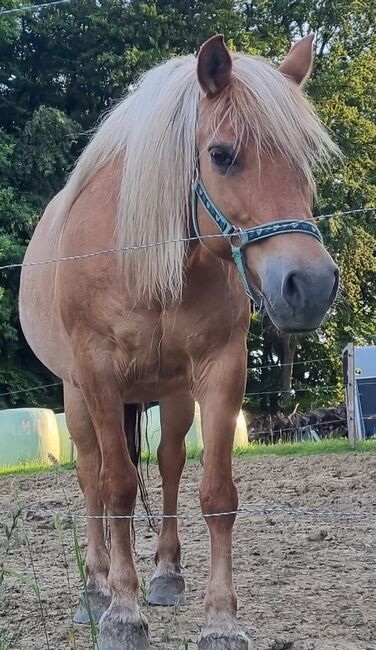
[247,404,347,443]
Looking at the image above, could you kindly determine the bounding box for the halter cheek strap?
[192,177,323,305]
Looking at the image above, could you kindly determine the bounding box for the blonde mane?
[54,51,338,306]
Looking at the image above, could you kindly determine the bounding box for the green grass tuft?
[0,460,75,478]
[1,438,376,478]
[234,437,376,457]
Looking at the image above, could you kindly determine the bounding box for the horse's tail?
[124,404,156,533]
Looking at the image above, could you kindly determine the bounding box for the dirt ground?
[1,453,376,650]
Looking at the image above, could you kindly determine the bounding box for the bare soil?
[1,453,376,650]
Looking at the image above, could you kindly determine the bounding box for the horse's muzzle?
[261,262,340,333]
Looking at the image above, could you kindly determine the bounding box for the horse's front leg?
[64,382,111,625]
[195,346,250,650]
[148,391,194,606]
[79,364,149,650]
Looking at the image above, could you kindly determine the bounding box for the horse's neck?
[183,244,247,310]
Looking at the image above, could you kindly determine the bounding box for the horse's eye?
[209,147,234,170]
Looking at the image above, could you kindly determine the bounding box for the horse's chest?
[112,311,226,400]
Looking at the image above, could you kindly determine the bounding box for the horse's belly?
[19,196,74,381]
[124,376,189,403]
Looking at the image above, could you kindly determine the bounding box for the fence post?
[346,342,357,448]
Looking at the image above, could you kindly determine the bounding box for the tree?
[0,0,374,416]
[244,1,376,415]
[0,107,79,409]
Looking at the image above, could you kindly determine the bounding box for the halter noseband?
[192,176,323,306]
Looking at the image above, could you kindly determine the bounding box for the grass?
[1,438,376,478]
[235,437,376,457]
[0,460,75,478]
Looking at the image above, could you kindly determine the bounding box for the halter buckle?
[229,227,244,248]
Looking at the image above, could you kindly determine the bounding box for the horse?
[19,34,340,649]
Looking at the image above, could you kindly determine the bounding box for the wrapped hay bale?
[141,403,248,455]
[0,408,60,467]
[55,412,77,463]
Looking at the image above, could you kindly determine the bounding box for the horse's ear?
[279,34,315,86]
[197,35,232,98]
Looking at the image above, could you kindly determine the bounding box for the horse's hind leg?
[64,382,111,624]
[147,392,194,607]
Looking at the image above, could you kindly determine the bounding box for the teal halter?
[192,176,323,305]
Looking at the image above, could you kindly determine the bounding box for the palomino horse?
[20,35,339,649]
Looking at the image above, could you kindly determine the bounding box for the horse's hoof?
[73,588,111,624]
[198,630,250,650]
[147,574,186,607]
[99,611,149,650]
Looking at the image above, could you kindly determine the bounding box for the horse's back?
[19,191,74,381]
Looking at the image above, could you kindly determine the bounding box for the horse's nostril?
[282,266,339,314]
[282,271,305,311]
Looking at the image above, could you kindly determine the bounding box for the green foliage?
[0,107,77,409]
[0,0,374,413]
[12,106,80,201]
[243,2,376,413]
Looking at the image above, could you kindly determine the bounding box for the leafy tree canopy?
[0,0,374,415]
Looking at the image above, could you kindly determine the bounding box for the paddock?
[1,452,375,650]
